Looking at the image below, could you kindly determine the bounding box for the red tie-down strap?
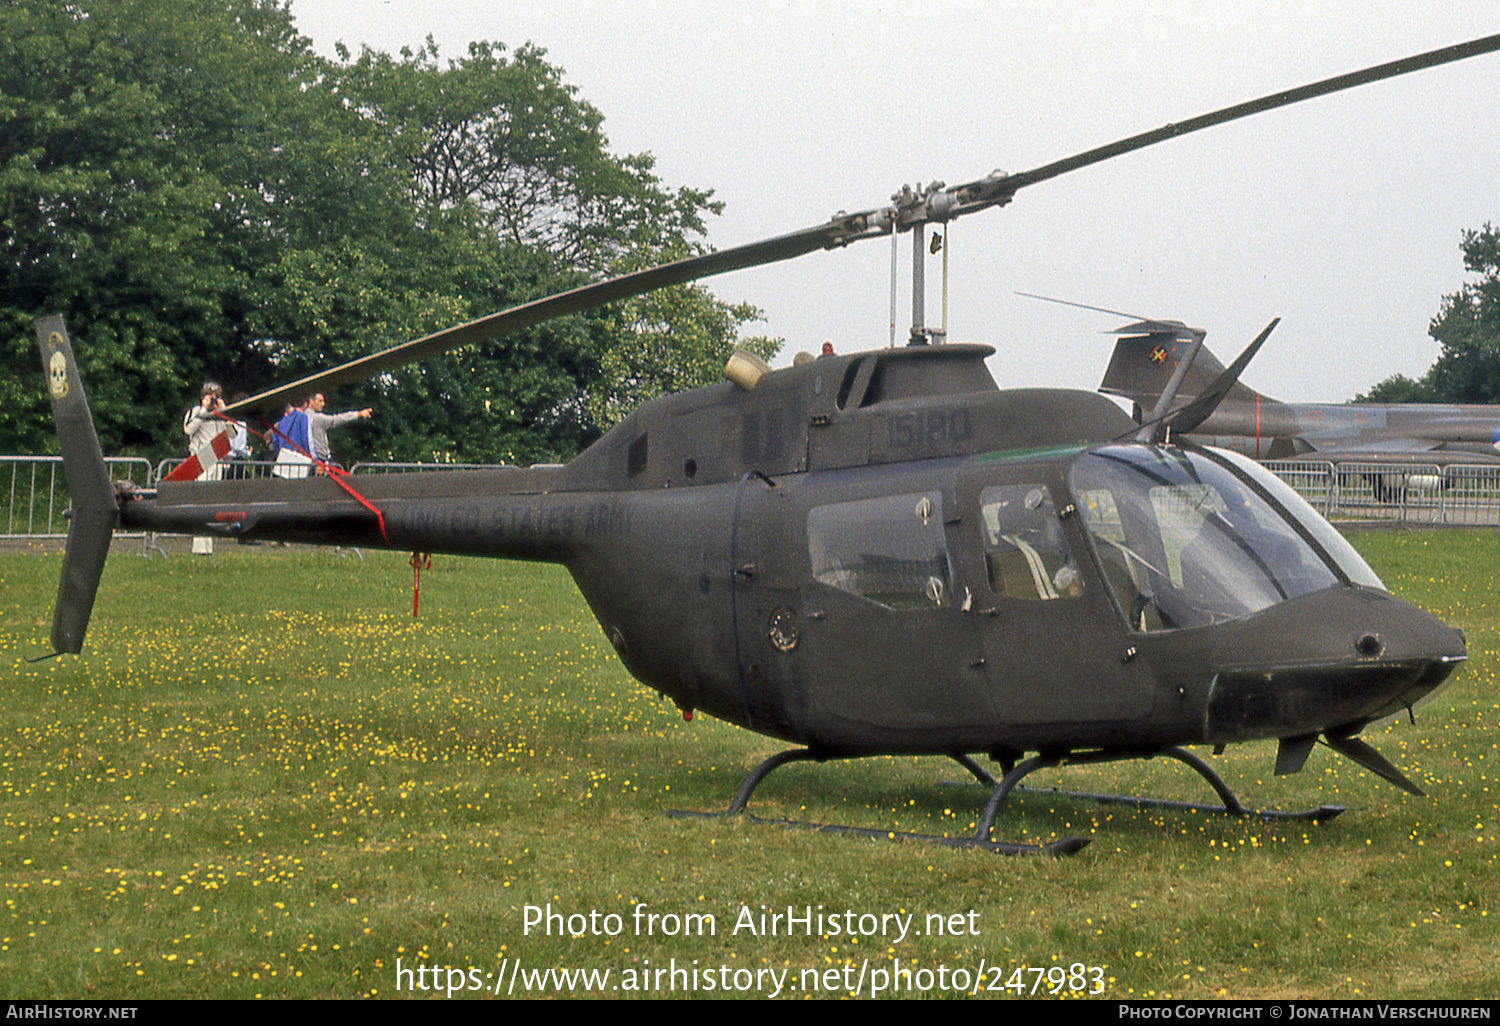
[179,412,392,546]
[409,551,432,617]
[254,414,389,545]
[321,463,390,546]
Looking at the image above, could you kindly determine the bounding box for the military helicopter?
[36,33,1496,855]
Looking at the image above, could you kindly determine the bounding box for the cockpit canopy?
[1070,444,1384,632]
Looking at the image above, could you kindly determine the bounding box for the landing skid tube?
[951,747,1346,826]
[667,748,1091,856]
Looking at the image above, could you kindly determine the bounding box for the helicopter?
[35,33,1497,855]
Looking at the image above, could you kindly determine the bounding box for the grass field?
[0,531,1495,1000]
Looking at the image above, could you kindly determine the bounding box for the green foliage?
[1422,225,1500,403]
[0,3,779,465]
[1358,225,1500,404]
[588,247,780,431]
[1354,373,1434,404]
[324,40,779,462]
[0,0,409,453]
[334,38,719,273]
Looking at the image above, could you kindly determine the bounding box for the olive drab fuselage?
[112,343,1466,762]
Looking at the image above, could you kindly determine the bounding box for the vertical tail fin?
[1010,294,1266,416]
[1099,321,1265,415]
[36,316,117,654]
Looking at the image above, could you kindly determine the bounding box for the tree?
[1353,373,1433,403]
[0,0,422,454]
[1420,225,1500,403]
[334,39,718,274]
[586,249,779,431]
[1357,225,1500,404]
[0,8,778,463]
[323,39,778,463]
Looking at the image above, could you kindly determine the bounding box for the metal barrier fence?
[7,453,1500,539]
[2,456,529,542]
[1262,460,1337,518]
[1,455,154,539]
[1264,459,1500,526]
[155,460,523,478]
[154,458,288,482]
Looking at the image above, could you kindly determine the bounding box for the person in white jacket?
[181,382,233,553]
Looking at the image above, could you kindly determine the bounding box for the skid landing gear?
[667,748,1091,856]
[948,747,1346,825]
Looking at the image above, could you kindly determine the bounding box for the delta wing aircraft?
[1093,308,1500,467]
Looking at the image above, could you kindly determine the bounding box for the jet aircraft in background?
[1028,296,1500,469]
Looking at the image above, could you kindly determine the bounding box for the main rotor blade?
[226,214,886,416]
[228,32,1500,413]
[990,32,1500,197]
[1016,291,1150,322]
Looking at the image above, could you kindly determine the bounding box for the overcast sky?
[287,1,1500,403]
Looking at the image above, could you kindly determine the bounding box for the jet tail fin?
[1099,323,1266,416]
[36,316,118,654]
[1146,318,1279,442]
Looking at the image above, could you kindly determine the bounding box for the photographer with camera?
[181,382,233,553]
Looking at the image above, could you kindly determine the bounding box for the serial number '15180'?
[887,408,973,450]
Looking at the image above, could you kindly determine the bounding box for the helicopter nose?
[1202,586,1465,745]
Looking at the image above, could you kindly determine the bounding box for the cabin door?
[959,473,1154,724]
[728,472,807,740]
[734,472,997,748]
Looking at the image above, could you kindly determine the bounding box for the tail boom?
[121,471,599,563]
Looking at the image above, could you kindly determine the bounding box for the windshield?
[1070,445,1344,631]
[1209,446,1385,590]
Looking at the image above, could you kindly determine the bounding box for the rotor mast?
[887,177,1014,345]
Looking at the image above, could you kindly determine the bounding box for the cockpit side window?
[1077,486,1167,629]
[807,491,953,609]
[980,484,1081,600]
